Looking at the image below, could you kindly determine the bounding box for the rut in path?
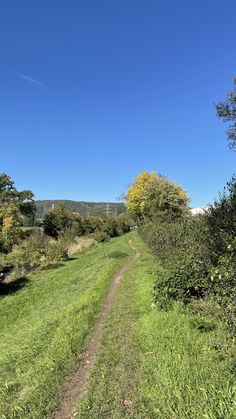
[53,240,140,419]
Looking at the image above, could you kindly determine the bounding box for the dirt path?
[53,240,140,419]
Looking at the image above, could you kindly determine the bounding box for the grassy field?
[76,232,236,419]
[0,233,133,418]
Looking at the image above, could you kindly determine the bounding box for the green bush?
[12,230,68,268]
[141,214,210,270]
[206,176,236,263]
[153,257,210,310]
[93,230,110,242]
[47,240,68,264]
[43,206,73,238]
[141,175,236,333]
[210,238,236,331]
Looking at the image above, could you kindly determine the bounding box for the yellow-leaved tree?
[126,171,189,221]
[125,171,157,220]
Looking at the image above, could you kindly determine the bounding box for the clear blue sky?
[1,0,236,207]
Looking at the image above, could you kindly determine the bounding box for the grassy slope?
[0,233,133,418]
[76,232,235,419]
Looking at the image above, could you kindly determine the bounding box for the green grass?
[76,232,236,419]
[0,233,133,418]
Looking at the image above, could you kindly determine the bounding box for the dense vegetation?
[125,81,236,340]
[0,174,131,282]
[126,170,236,336]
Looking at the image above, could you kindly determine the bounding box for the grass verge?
[0,233,133,418]
[76,232,236,418]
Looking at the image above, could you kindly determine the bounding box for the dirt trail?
[53,240,140,419]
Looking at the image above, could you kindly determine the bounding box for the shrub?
[210,238,236,331]
[102,217,119,238]
[206,176,236,263]
[44,206,73,238]
[93,230,110,242]
[12,230,68,268]
[47,240,68,263]
[153,257,210,310]
[141,214,211,270]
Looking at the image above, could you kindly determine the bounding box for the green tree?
[142,175,189,220]
[43,206,72,238]
[215,78,236,149]
[0,173,35,250]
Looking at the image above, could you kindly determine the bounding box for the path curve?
[53,240,140,419]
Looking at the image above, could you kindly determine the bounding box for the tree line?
[0,176,131,278]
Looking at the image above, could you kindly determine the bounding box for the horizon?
[1,0,236,207]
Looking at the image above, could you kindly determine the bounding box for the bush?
[12,230,68,268]
[210,238,236,331]
[93,230,110,242]
[153,258,210,310]
[141,175,236,333]
[141,214,211,270]
[47,240,68,264]
[44,206,73,238]
[206,176,236,263]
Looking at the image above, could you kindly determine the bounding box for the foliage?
[210,238,236,331]
[93,230,110,242]
[126,171,156,220]
[43,206,131,243]
[126,171,189,221]
[43,206,73,238]
[141,214,210,269]
[140,174,236,333]
[142,175,189,219]
[11,230,68,268]
[215,78,236,149]
[205,175,236,263]
[82,216,103,235]
[0,173,35,223]
[0,173,35,252]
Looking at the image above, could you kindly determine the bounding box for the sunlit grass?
[0,233,133,418]
[76,232,236,418]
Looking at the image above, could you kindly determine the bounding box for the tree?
[142,175,189,220]
[0,173,35,250]
[215,78,236,149]
[126,171,189,221]
[0,173,35,222]
[43,206,72,238]
[125,172,156,220]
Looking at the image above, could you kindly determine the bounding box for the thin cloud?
[6,67,43,87]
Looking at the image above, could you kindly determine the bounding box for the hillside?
[35,200,126,218]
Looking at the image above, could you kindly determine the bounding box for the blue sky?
[1,0,236,207]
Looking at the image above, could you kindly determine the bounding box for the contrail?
[6,67,43,87]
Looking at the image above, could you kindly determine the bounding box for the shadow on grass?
[0,276,30,296]
[67,256,79,262]
[108,251,129,259]
[43,263,65,271]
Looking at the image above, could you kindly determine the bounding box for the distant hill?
[35,200,126,218]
